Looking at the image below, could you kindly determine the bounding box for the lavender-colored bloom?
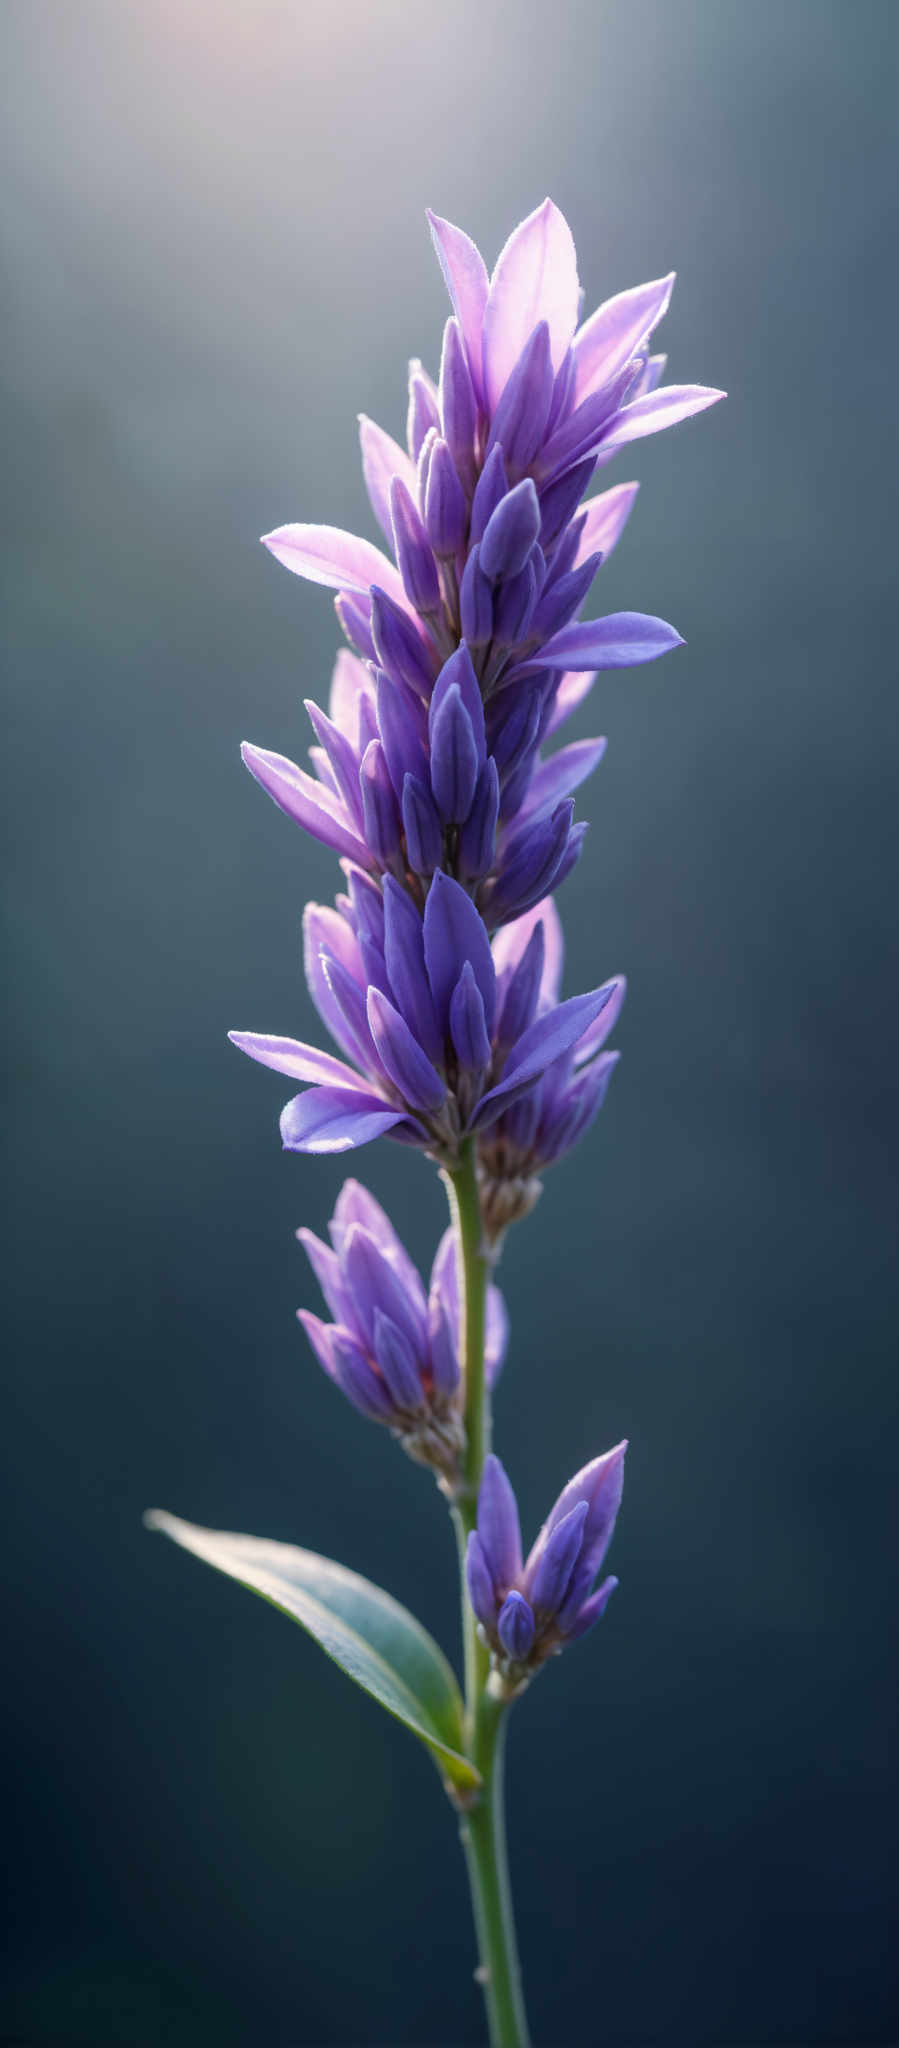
[245,203,721,921]
[298,1180,508,1483]
[465,1444,626,1680]
[478,895,624,1239]
[229,871,619,1162]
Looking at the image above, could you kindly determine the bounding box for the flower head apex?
[248,204,723,929]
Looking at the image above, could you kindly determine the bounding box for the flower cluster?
[298,1179,507,1485]
[466,1447,626,1687]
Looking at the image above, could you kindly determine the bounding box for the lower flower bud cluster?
[298,1180,507,1487]
[466,1448,624,1689]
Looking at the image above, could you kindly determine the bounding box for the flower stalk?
[448,1138,530,2047]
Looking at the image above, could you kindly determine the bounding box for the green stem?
[445,1141,530,2048]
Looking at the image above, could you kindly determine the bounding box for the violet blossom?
[230,870,622,1161]
[298,1179,508,1484]
[466,1445,626,1686]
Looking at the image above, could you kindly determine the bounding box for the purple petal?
[544,668,598,738]
[477,1453,523,1592]
[331,1181,428,1318]
[372,1310,425,1413]
[429,684,480,825]
[424,438,468,558]
[480,477,542,583]
[428,1226,459,1347]
[492,896,564,1009]
[466,1530,498,1630]
[382,875,443,1062]
[304,699,364,829]
[279,1086,405,1154]
[228,1031,362,1091]
[366,986,447,1114]
[538,613,684,671]
[574,976,626,1062]
[439,318,478,491]
[539,1442,627,1582]
[563,1575,618,1641]
[297,1309,340,1383]
[527,1501,587,1617]
[519,737,607,823]
[474,987,616,1126]
[484,323,555,477]
[470,444,509,544]
[427,1296,460,1397]
[407,365,441,463]
[427,211,489,403]
[329,1327,396,1422]
[328,648,373,734]
[482,199,580,410]
[423,871,496,1038]
[303,903,365,1056]
[430,644,487,764]
[597,384,726,453]
[484,1282,509,1386]
[260,522,406,606]
[241,744,370,866]
[341,1223,427,1357]
[296,1230,348,1327]
[457,757,500,884]
[494,923,545,1049]
[375,669,428,801]
[359,739,401,866]
[573,274,675,403]
[358,415,417,543]
[389,478,441,616]
[497,1592,535,1662]
[449,961,491,1072]
[576,482,640,564]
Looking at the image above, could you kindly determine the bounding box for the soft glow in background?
[4,2,898,2042]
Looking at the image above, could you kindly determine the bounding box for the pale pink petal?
[575,482,640,565]
[426,211,489,401]
[261,523,406,606]
[544,669,598,739]
[482,200,580,411]
[492,896,564,1007]
[328,648,373,735]
[573,275,675,402]
[241,743,370,866]
[597,384,726,453]
[228,1033,362,1090]
[358,415,417,543]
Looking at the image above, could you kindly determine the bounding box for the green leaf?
[145,1511,480,1795]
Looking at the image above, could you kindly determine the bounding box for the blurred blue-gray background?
[4,2,898,2042]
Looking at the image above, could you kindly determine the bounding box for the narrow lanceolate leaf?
[145,1512,480,1794]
